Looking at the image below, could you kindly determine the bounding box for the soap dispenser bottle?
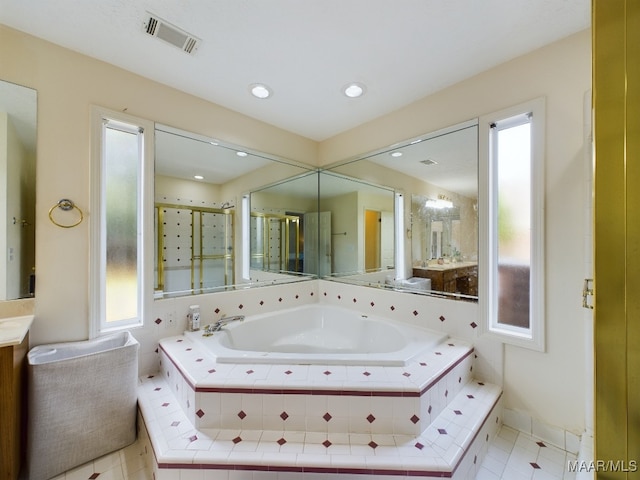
[188,305,201,331]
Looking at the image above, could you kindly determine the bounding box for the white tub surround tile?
[138,374,502,479]
[158,334,474,435]
[137,328,504,479]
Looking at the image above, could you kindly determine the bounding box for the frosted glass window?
[495,121,531,328]
[91,107,152,337]
[483,97,545,351]
[104,126,140,323]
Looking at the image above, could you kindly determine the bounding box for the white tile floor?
[54,425,578,480]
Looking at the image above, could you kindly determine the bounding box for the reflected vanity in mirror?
[0,80,37,300]
[154,124,316,299]
[322,119,478,300]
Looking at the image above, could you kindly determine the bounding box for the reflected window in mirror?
[0,80,37,300]
[154,124,316,299]
[322,120,478,300]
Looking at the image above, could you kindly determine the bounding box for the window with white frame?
[90,107,154,336]
[480,98,545,351]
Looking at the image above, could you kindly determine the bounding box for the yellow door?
[593,1,640,477]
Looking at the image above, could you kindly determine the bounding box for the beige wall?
[0,23,591,434]
[321,30,591,433]
[0,24,317,344]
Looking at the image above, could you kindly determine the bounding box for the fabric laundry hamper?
[26,331,139,480]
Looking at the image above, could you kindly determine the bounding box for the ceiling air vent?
[144,13,200,54]
[420,159,438,166]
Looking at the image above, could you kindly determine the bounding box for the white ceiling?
[0,0,590,141]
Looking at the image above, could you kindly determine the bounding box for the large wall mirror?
[321,119,478,301]
[0,80,37,301]
[154,124,316,299]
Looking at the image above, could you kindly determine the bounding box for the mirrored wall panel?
[154,124,315,299]
[0,80,37,300]
[322,119,478,300]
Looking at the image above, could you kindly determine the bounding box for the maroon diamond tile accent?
[445,390,449,397]
[154,387,162,391]
[428,406,432,414]
[420,362,427,366]
[474,454,477,464]
[246,369,254,374]
[232,436,242,444]
[147,375,155,379]
[208,369,216,374]
[260,300,264,306]
[415,442,424,450]
[459,377,462,383]
[162,402,170,407]
[353,298,357,303]
[196,358,203,362]
[279,297,283,302]
[187,399,190,408]
[486,434,490,442]
[362,371,371,376]
[403,372,411,377]
[277,438,287,446]
[448,343,455,347]
[536,441,546,447]
[238,410,247,419]
[470,321,478,329]
[89,474,100,479]
[189,435,198,442]
[454,410,463,415]
[390,305,395,311]
[238,304,244,309]
[196,409,205,418]
[296,295,299,299]
[337,295,342,300]
[413,310,418,316]
[214,308,220,314]
[467,394,475,399]
[284,370,293,375]
[366,414,376,423]
[438,428,447,435]
[323,370,332,376]
[280,411,289,421]
[176,339,183,343]
[368,441,378,449]
[410,415,420,424]
[439,315,446,322]
[323,412,332,422]
[171,421,180,427]
[370,301,375,307]
[323,440,332,448]
[478,382,485,385]
[531,463,541,469]
[435,352,442,356]
[186,348,192,351]
[155,318,162,325]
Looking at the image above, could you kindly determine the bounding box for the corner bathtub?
[184,304,448,366]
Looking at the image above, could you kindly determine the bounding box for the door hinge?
[582,278,594,309]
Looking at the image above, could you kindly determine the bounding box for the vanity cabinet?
[0,332,29,479]
[413,264,478,296]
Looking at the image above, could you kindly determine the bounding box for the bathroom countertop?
[413,261,477,271]
[0,315,34,348]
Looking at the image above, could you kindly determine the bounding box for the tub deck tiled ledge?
[137,335,503,478]
[138,375,502,479]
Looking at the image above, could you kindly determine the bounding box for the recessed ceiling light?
[194,175,204,180]
[236,151,248,157]
[343,82,366,98]
[390,151,403,158]
[249,83,272,99]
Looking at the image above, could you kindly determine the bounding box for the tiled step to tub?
[158,335,476,436]
[138,375,502,480]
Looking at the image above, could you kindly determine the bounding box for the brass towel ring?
[48,199,84,228]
